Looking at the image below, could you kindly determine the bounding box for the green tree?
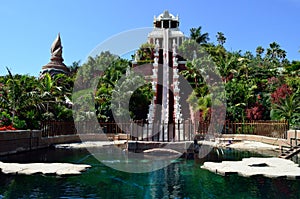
[190,26,210,45]
[68,60,81,76]
[266,42,287,63]
[187,91,211,121]
[271,93,300,127]
[216,32,226,46]
[256,46,264,58]
[284,60,300,75]
[0,69,44,128]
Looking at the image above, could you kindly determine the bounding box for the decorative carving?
[51,33,63,60]
[40,33,69,77]
[173,56,178,65]
[172,39,177,54]
[154,57,158,65]
[134,51,140,62]
[162,10,170,18]
[155,39,160,51]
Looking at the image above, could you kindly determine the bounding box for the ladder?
[279,144,300,159]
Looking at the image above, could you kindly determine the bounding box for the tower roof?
[149,10,184,43]
[153,10,180,29]
[156,10,178,21]
[40,33,69,77]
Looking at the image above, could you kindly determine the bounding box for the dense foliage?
[0,70,73,129]
[178,27,300,128]
[0,26,299,129]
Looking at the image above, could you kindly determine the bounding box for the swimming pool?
[0,147,299,199]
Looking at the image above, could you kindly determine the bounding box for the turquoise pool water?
[0,148,299,199]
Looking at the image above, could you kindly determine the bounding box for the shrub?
[12,116,26,129]
[0,111,12,127]
[271,84,292,104]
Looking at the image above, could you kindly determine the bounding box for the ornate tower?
[148,10,185,47]
[40,33,69,77]
[146,11,187,141]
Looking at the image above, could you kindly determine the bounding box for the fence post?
[152,122,154,141]
[167,121,170,142]
[177,120,180,142]
[285,120,288,139]
[295,129,298,146]
[141,121,144,141]
[188,120,191,141]
[147,122,149,141]
[162,120,165,142]
[183,121,186,141]
[136,122,139,141]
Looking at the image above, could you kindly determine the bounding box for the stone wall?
[0,131,113,156]
[219,134,290,147]
[1,130,297,156]
[0,130,43,156]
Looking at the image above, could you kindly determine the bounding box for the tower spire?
[50,33,64,62]
[40,33,69,77]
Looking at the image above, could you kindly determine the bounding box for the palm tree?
[216,52,240,82]
[38,73,64,113]
[1,69,44,129]
[266,42,286,61]
[216,32,226,46]
[68,60,81,76]
[4,69,42,113]
[256,46,264,57]
[190,26,210,45]
[271,93,300,126]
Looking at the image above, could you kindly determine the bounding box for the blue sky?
[0,0,299,76]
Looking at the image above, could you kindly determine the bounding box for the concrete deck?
[0,162,91,176]
[201,157,300,179]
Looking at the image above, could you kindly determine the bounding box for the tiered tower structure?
[40,33,69,77]
[146,11,187,141]
[148,10,185,47]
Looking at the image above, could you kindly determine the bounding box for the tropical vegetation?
[0,26,299,130]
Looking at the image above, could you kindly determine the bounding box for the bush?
[12,116,26,129]
[0,111,12,127]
